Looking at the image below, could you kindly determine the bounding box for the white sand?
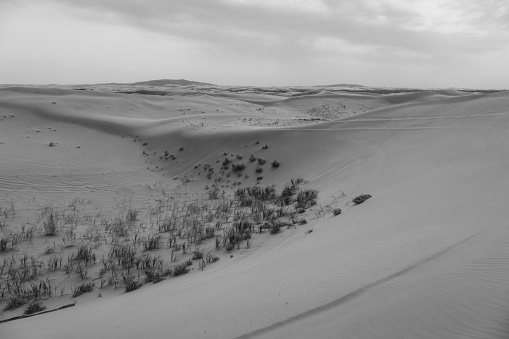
[1,87,508,338]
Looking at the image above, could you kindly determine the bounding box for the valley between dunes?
[1,86,509,338]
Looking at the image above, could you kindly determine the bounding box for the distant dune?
[130,79,216,87]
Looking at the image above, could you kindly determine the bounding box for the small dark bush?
[72,282,94,297]
[231,163,246,172]
[255,167,263,173]
[333,208,342,216]
[145,269,165,284]
[257,158,266,165]
[4,296,25,311]
[262,145,269,149]
[143,234,162,251]
[192,250,203,260]
[249,154,256,162]
[353,194,372,205]
[43,214,57,236]
[298,219,307,225]
[173,261,191,276]
[270,224,281,234]
[124,276,142,292]
[24,299,46,315]
[271,160,280,168]
[295,189,318,209]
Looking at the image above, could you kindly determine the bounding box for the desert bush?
[221,158,232,169]
[143,234,162,251]
[257,158,266,165]
[72,245,96,265]
[205,252,219,264]
[295,189,318,209]
[271,160,280,168]
[192,248,203,260]
[333,208,342,216]
[4,296,26,311]
[0,236,12,252]
[172,261,191,276]
[24,299,46,315]
[270,224,281,234]
[231,163,246,172]
[144,268,169,284]
[43,214,57,236]
[75,263,89,279]
[72,282,94,297]
[126,209,139,223]
[249,155,256,162]
[353,194,372,205]
[123,275,142,292]
[255,167,263,173]
[208,187,220,199]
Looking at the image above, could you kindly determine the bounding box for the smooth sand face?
[1,86,509,338]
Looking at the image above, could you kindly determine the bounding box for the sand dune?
[1,87,509,338]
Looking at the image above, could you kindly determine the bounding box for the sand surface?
[1,86,509,338]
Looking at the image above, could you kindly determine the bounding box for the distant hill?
[130,79,216,87]
[319,83,366,88]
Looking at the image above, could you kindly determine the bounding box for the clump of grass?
[192,248,203,260]
[333,208,342,216]
[72,244,96,265]
[173,260,192,277]
[221,157,232,169]
[255,167,263,173]
[271,159,280,168]
[257,158,266,165]
[43,214,57,236]
[75,263,89,279]
[123,276,142,292]
[143,234,162,251]
[270,224,281,234]
[72,282,94,297]
[353,194,372,205]
[295,189,318,209]
[231,163,246,172]
[249,154,256,162]
[205,252,219,264]
[4,296,26,311]
[24,299,46,315]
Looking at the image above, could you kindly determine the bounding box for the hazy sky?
[1,0,508,88]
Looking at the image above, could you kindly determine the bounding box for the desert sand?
[1,83,509,338]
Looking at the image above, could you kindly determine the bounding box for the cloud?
[1,0,508,87]
[44,0,508,61]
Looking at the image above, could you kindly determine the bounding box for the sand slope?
[1,88,509,338]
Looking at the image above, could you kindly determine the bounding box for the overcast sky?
[1,0,508,88]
